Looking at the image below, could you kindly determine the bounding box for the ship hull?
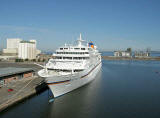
[46,62,102,98]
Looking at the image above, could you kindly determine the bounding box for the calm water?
[1,60,160,118]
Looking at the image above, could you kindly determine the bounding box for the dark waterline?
[1,60,160,118]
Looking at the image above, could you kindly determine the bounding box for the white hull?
[47,62,102,98]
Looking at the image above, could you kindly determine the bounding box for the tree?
[32,59,36,62]
[127,48,132,52]
[43,59,46,62]
[38,58,41,62]
[25,58,29,61]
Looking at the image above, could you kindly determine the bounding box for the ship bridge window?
[63,57,72,60]
[73,57,89,60]
[64,48,68,49]
[55,56,62,59]
[73,57,83,60]
[74,48,80,50]
[60,48,63,50]
[81,48,85,50]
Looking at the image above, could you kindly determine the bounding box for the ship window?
[85,57,89,59]
[64,48,68,49]
[73,57,78,60]
[63,57,72,60]
[56,56,62,59]
[85,52,89,54]
[73,57,83,60]
[81,48,85,50]
[62,70,72,72]
[88,48,92,51]
[60,48,63,50]
[74,48,80,50]
[57,52,63,54]
[74,69,83,72]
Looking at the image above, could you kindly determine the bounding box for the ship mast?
[78,33,84,47]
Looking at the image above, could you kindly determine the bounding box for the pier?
[102,56,160,61]
[0,62,47,112]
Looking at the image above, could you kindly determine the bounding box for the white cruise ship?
[38,34,102,98]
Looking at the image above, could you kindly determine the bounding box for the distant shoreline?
[102,56,160,61]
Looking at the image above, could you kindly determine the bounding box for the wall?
[23,72,33,78]
[4,76,18,83]
[3,71,33,84]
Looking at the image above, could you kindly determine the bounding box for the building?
[114,51,131,57]
[18,40,37,59]
[134,51,150,57]
[114,51,121,57]
[0,55,17,61]
[114,48,132,57]
[3,38,22,55]
[36,49,41,55]
[0,67,35,86]
[3,38,41,60]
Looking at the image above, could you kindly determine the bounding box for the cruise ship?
[38,34,102,98]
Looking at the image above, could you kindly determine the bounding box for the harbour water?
[1,60,160,118]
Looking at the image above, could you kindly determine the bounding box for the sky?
[0,0,160,51]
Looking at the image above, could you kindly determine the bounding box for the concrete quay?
[0,76,47,112]
[0,62,48,112]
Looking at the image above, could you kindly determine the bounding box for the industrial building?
[2,38,41,60]
[0,67,35,86]
[18,40,37,59]
[3,38,22,55]
[114,51,131,57]
[114,48,132,57]
[134,51,150,57]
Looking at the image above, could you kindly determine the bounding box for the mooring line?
[0,77,37,109]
